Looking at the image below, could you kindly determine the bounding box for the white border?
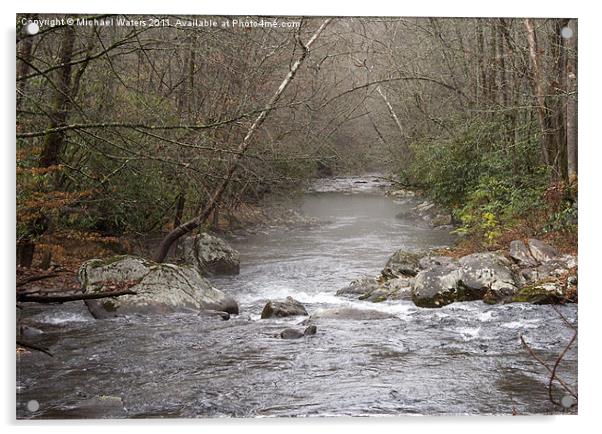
[3,1,600,433]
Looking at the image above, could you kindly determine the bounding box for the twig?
[552,305,577,331]
[520,335,577,400]
[17,290,136,304]
[548,329,578,405]
[16,272,58,287]
[16,340,53,357]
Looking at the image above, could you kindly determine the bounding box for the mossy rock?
[511,283,564,304]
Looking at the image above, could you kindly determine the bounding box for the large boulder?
[179,233,240,276]
[78,255,239,318]
[261,296,308,319]
[511,282,566,304]
[360,277,413,302]
[412,252,518,307]
[412,265,463,308]
[527,239,558,263]
[458,252,518,302]
[418,255,455,270]
[382,250,424,278]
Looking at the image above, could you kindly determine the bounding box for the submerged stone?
[279,325,317,339]
[310,307,396,321]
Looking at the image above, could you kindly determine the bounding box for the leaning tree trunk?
[154,19,333,263]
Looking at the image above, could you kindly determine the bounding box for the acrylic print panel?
[15,14,578,418]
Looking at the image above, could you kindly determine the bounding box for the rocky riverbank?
[387,188,454,228]
[337,238,577,308]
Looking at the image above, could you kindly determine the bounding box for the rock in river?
[336,275,413,303]
[511,282,566,304]
[458,252,518,300]
[412,252,518,308]
[382,250,424,278]
[179,233,240,275]
[261,296,308,319]
[411,264,464,308]
[336,276,380,297]
[78,255,239,318]
[279,325,318,339]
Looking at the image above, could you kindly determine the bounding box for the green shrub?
[404,115,548,242]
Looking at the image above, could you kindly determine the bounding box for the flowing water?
[16,176,578,418]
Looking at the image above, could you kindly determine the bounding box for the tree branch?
[17,290,137,304]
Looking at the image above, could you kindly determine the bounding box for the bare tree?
[154,18,333,263]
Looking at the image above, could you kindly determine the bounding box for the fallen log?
[17,290,136,304]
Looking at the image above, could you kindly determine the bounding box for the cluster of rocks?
[337,239,577,308]
[389,192,453,228]
[387,188,417,199]
[259,295,398,339]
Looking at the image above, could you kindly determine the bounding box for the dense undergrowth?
[401,116,578,253]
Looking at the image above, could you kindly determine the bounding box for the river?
[16,176,577,417]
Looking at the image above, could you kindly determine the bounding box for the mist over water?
[16,176,577,417]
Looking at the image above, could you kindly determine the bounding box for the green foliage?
[543,198,578,234]
[405,115,548,242]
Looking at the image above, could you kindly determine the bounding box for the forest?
[16,15,577,265]
[16,15,578,418]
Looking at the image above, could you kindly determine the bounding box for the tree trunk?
[16,240,35,268]
[476,22,488,105]
[153,19,332,263]
[524,18,551,167]
[566,19,578,183]
[376,86,412,162]
[16,23,35,112]
[39,26,76,168]
[172,190,186,253]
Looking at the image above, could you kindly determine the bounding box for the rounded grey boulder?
[382,250,424,278]
[261,296,308,319]
[412,252,518,308]
[179,233,240,276]
[78,255,239,318]
[279,325,318,339]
